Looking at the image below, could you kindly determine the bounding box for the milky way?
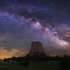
[0,0,70,59]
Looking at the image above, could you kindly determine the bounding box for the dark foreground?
[0,60,60,70]
[1,55,70,70]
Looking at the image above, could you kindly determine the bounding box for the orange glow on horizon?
[0,47,29,59]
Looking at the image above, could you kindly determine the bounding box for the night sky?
[0,0,70,59]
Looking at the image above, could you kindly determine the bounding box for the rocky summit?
[26,42,46,57]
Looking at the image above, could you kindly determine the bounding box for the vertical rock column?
[29,42,45,56]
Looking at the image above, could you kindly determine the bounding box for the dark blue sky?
[0,0,70,59]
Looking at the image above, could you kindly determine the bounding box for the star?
[0,0,70,59]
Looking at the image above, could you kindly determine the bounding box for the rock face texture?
[30,42,44,53]
[27,42,46,56]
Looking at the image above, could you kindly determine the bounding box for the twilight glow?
[0,0,70,59]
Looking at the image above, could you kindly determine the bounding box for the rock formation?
[26,41,46,57]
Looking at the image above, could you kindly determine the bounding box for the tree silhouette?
[23,62,29,67]
[60,60,70,70]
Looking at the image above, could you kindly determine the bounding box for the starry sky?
[0,0,70,59]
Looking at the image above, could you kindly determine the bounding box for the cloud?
[0,47,28,59]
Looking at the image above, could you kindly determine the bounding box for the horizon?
[0,0,70,59]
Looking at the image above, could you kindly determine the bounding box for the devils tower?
[26,41,46,57]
